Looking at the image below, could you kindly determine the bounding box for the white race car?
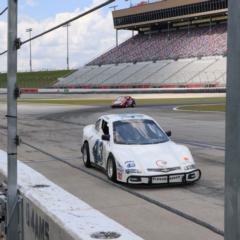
[81,113,201,185]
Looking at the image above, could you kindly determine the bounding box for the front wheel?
[107,156,117,182]
[82,142,91,168]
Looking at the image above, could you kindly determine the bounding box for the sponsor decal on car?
[125,161,136,168]
[152,176,168,184]
[156,160,167,167]
[117,171,123,180]
[92,140,103,165]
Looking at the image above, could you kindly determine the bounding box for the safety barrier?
[0,150,143,240]
[20,88,38,94]
[0,87,226,95]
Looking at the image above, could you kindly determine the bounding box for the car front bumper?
[126,169,201,185]
[112,104,124,108]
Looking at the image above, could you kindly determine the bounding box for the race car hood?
[112,141,194,171]
[113,100,122,104]
[113,100,125,105]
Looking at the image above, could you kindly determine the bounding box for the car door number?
[92,140,103,165]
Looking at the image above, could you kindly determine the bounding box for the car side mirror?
[102,134,110,141]
[165,131,172,137]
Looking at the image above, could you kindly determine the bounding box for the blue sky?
[1,0,140,20]
[0,0,152,71]
[18,0,117,20]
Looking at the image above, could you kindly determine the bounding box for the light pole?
[7,0,19,239]
[109,5,118,47]
[26,28,32,72]
[167,21,170,40]
[125,0,133,7]
[225,0,240,239]
[63,23,70,70]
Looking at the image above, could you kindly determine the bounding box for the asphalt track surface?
[0,101,225,240]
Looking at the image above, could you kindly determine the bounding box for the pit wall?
[0,150,143,240]
[0,87,226,95]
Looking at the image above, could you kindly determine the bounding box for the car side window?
[102,120,109,135]
[95,119,101,132]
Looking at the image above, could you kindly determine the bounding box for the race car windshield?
[113,119,169,145]
[116,96,125,101]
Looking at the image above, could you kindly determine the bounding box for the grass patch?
[177,104,225,112]
[0,70,74,88]
[18,97,225,106]
[18,98,112,105]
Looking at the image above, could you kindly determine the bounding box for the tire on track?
[82,142,91,168]
[107,155,117,182]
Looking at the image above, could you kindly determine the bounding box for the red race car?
[111,96,136,108]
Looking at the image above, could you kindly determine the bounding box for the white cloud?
[0,1,132,72]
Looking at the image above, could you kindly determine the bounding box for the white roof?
[101,113,153,122]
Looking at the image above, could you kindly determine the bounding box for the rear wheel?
[82,142,91,168]
[107,156,117,182]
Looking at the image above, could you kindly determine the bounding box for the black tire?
[106,156,117,182]
[82,142,91,168]
[131,100,136,108]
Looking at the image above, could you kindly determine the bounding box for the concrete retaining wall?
[0,87,226,95]
[0,150,143,240]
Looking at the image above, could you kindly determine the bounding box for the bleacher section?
[54,56,226,88]
[88,24,227,66]
[55,22,227,89]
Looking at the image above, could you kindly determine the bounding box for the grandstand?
[88,23,227,65]
[55,0,228,89]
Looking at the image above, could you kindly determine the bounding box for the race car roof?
[102,113,153,122]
